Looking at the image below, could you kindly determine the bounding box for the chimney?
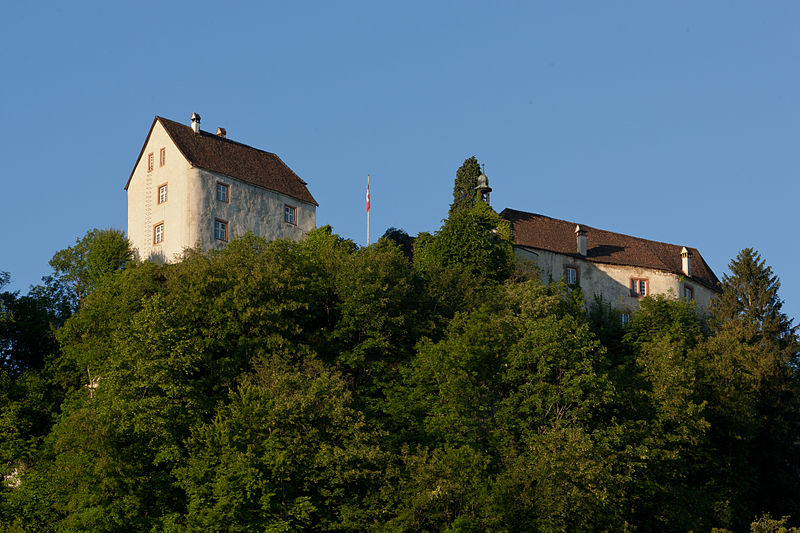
[190,112,201,134]
[575,225,587,256]
[681,247,692,277]
[216,127,227,138]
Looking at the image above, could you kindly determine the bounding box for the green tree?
[49,228,133,306]
[177,354,387,531]
[380,227,414,259]
[700,249,800,528]
[712,248,797,354]
[619,296,712,530]
[449,156,483,216]
[415,200,515,284]
[0,275,73,374]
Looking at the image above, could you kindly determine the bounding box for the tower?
[475,164,492,205]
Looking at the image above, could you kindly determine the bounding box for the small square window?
[565,266,577,285]
[159,147,166,167]
[147,152,154,172]
[153,222,164,244]
[630,278,648,297]
[620,313,630,326]
[284,205,297,225]
[157,183,168,204]
[216,183,229,203]
[214,219,228,242]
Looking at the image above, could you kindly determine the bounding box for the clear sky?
[2,2,798,323]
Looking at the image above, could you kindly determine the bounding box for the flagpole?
[366,174,370,246]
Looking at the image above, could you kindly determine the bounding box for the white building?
[500,208,721,316]
[125,114,317,261]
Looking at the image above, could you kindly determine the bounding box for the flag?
[366,175,370,213]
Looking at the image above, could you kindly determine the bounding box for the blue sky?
[2,2,798,322]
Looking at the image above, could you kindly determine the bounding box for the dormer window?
[216,183,230,203]
[147,153,154,172]
[158,183,167,204]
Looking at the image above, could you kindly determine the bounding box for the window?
[153,222,164,244]
[157,183,168,204]
[684,285,694,300]
[216,182,229,203]
[147,152,154,172]
[159,147,166,167]
[284,205,297,225]
[630,278,648,297]
[214,219,228,242]
[565,265,578,285]
[620,313,630,326]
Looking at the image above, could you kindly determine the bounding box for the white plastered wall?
[193,168,316,251]
[127,121,316,262]
[127,121,194,262]
[515,247,717,312]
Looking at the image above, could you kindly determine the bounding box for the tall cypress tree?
[448,156,482,216]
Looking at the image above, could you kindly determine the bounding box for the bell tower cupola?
[475,164,492,205]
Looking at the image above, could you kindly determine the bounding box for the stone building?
[125,114,317,261]
[499,208,720,316]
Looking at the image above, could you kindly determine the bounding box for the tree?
[0,276,73,374]
[415,200,515,284]
[49,228,133,306]
[380,227,414,259]
[177,355,387,531]
[449,156,482,216]
[700,249,800,527]
[712,248,797,354]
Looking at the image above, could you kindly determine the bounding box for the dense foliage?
[1,221,798,531]
[449,156,483,216]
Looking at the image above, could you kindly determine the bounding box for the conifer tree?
[712,247,797,351]
[703,248,800,526]
[448,156,482,216]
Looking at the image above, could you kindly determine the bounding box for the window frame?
[630,278,648,297]
[284,204,297,225]
[214,218,228,242]
[159,147,166,167]
[147,152,154,172]
[684,284,694,300]
[216,182,230,203]
[564,264,579,285]
[157,183,168,204]
[153,221,164,245]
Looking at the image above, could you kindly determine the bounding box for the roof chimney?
[190,112,201,134]
[216,127,226,138]
[575,225,587,256]
[681,247,692,277]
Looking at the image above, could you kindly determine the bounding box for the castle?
[125,114,719,316]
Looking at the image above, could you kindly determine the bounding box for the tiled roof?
[125,116,318,206]
[500,208,720,292]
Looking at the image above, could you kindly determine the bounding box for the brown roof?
[500,208,720,292]
[125,116,318,206]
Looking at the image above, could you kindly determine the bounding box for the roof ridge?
[501,208,697,250]
[157,116,281,157]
